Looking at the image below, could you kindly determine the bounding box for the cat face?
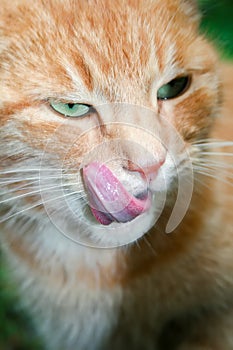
[0,0,220,247]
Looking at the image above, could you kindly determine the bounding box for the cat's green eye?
[157,76,190,100]
[50,101,91,118]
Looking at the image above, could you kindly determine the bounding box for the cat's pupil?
[68,103,75,109]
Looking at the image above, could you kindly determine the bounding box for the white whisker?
[200,152,233,157]
[194,170,233,186]
[0,180,39,195]
[194,140,233,148]
[0,202,44,223]
[196,160,233,168]
[0,173,78,185]
[0,177,40,185]
[142,236,157,256]
[0,168,80,175]
[193,163,233,177]
[192,162,233,174]
[193,138,222,144]
[0,181,84,205]
[194,177,212,190]
[0,190,86,223]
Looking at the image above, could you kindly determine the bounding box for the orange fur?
[0,1,232,349]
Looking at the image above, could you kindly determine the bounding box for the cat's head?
[0,0,220,247]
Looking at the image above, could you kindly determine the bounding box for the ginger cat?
[0,0,232,349]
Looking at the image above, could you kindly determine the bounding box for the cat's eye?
[157,76,190,100]
[50,101,91,118]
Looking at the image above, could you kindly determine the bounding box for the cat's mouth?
[83,162,151,225]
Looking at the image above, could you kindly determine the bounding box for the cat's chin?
[83,209,157,248]
[40,177,169,248]
[68,192,165,248]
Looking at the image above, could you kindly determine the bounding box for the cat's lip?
[83,162,151,225]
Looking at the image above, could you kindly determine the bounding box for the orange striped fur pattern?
[0,1,233,349]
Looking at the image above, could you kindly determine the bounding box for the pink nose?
[126,159,165,182]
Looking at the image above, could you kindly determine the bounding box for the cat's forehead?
[1,0,201,102]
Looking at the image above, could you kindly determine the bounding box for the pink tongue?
[83,162,150,225]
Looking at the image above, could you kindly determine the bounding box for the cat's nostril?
[126,159,165,182]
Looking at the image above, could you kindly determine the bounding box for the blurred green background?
[0,1,233,349]
[199,0,233,59]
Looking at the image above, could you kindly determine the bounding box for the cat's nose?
[126,159,165,182]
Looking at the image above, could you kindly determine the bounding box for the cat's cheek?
[157,100,174,125]
[157,87,217,142]
[16,112,99,167]
[173,88,217,141]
